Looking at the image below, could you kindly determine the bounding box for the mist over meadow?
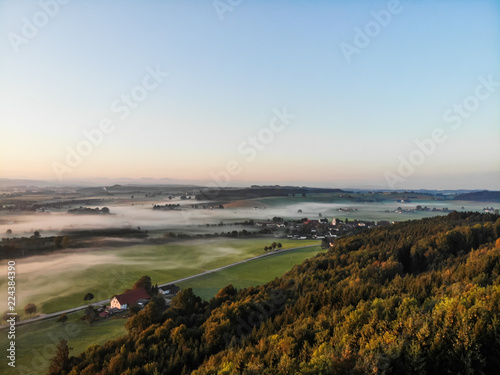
[0,198,490,238]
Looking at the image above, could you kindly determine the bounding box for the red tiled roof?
[113,288,150,305]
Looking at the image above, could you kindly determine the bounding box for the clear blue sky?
[0,0,499,189]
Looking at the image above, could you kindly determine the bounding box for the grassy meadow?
[1,310,127,375]
[0,238,318,316]
[0,242,322,375]
[177,244,324,300]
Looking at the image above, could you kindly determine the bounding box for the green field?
[0,238,319,316]
[1,243,322,375]
[1,311,127,375]
[178,245,324,300]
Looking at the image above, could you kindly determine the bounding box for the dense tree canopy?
[55,212,500,374]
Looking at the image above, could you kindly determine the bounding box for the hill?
[195,186,344,202]
[51,212,500,374]
[454,190,500,203]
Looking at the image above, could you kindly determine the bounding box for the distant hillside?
[0,177,203,189]
[76,184,201,195]
[454,190,500,202]
[0,178,51,187]
[195,186,345,201]
[51,212,500,374]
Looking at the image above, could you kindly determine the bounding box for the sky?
[0,0,499,190]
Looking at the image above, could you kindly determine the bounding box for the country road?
[5,243,320,328]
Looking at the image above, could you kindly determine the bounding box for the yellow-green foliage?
[56,213,500,375]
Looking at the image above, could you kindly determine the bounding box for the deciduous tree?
[84,293,94,305]
[133,276,152,294]
[48,340,72,375]
[24,303,37,317]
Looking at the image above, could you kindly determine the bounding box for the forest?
[50,212,500,374]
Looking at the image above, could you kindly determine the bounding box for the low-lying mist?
[0,199,489,238]
[0,238,259,314]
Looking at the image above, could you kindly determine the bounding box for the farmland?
[3,310,127,375]
[0,185,498,375]
[1,242,322,375]
[177,244,323,300]
[0,238,318,316]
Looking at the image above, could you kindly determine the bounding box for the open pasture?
[0,243,321,375]
[0,238,318,316]
[178,244,324,300]
[1,310,127,375]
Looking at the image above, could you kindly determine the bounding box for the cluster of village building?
[254,217,391,240]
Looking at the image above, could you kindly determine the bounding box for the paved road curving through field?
[7,243,320,328]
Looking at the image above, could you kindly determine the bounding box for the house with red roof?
[110,288,151,310]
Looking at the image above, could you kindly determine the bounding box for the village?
[252,215,391,241]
